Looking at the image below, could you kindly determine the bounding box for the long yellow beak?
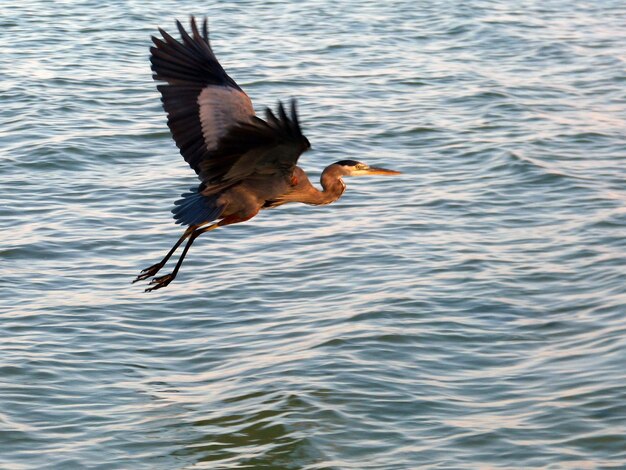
[363,166,402,176]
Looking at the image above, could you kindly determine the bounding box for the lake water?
[1,1,625,468]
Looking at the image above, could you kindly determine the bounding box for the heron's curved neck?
[312,165,346,205]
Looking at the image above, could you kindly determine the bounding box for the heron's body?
[135,18,400,291]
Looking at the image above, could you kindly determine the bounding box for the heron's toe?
[133,272,150,283]
[145,273,174,292]
[141,263,160,273]
[133,263,164,283]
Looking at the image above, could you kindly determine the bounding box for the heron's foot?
[133,263,165,283]
[145,273,175,292]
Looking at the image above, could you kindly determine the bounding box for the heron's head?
[334,160,401,177]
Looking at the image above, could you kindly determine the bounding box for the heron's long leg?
[133,224,202,283]
[144,212,258,292]
[145,222,220,292]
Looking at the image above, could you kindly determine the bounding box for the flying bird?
[135,17,401,291]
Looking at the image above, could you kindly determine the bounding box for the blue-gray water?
[1,1,625,468]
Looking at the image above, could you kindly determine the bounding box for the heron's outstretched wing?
[150,17,255,177]
[198,99,310,193]
[151,17,310,195]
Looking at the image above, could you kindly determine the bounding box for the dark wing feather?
[151,18,311,196]
[150,17,254,175]
[199,100,311,191]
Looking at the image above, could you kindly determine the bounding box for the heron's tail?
[172,186,223,226]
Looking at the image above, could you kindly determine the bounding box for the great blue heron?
[134,17,401,291]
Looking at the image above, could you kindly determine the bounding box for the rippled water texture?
[1,1,626,468]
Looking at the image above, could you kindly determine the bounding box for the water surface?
[1,1,625,468]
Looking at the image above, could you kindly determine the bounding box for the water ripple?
[2,0,626,469]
